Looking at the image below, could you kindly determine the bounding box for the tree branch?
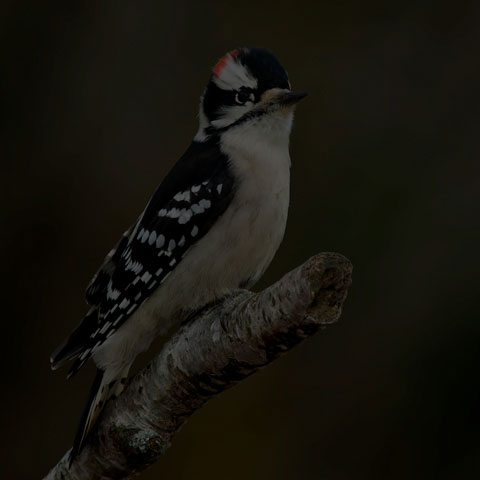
[45,252,352,480]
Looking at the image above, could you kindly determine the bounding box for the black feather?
[51,135,235,375]
[69,368,104,465]
[50,308,98,371]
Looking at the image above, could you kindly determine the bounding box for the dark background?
[1,1,479,479]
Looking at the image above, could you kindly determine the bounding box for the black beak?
[276,91,308,106]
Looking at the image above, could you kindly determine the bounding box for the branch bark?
[45,252,352,480]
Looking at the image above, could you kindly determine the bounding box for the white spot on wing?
[107,286,121,300]
[169,258,177,267]
[100,321,112,334]
[79,349,91,361]
[167,208,181,218]
[191,225,199,237]
[174,190,191,202]
[141,271,152,283]
[178,235,185,247]
[217,184,223,194]
[168,239,176,251]
[148,231,157,245]
[156,234,165,249]
[191,203,203,214]
[191,185,201,193]
[119,298,130,309]
[129,261,143,274]
[178,209,192,224]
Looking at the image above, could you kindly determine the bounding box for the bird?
[50,46,306,463]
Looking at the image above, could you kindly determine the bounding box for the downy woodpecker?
[50,46,306,462]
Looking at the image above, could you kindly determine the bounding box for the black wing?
[52,137,235,375]
[85,227,134,306]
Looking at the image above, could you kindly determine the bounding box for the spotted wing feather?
[85,228,134,306]
[59,138,235,377]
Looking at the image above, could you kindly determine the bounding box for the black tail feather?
[50,308,98,372]
[67,354,91,380]
[69,368,105,466]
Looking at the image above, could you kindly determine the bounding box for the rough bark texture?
[45,252,352,480]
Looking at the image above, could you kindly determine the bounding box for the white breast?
[157,111,293,312]
[218,111,293,281]
[93,111,294,370]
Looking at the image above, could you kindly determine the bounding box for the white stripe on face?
[210,103,253,128]
[213,58,257,91]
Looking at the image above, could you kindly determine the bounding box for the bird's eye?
[235,90,254,105]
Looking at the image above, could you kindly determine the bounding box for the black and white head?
[195,47,306,142]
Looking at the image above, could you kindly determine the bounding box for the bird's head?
[195,47,306,141]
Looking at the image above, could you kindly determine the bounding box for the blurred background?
[1,1,479,478]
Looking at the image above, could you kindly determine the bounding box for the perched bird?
[51,46,306,462]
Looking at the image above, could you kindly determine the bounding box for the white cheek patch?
[213,58,257,91]
[210,103,253,128]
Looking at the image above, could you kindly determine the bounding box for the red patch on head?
[213,49,239,77]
